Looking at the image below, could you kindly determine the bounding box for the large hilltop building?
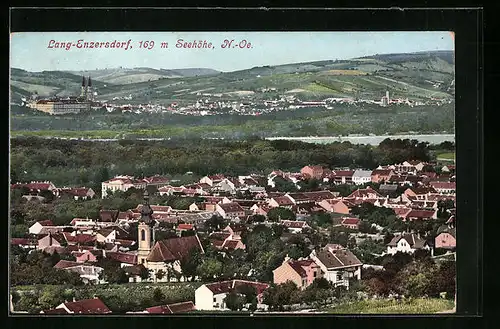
[26,76,93,115]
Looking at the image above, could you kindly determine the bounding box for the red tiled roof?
[106,252,137,264]
[406,209,436,219]
[287,259,316,278]
[60,187,92,197]
[341,218,360,225]
[37,220,54,227]
[205,280,269,295]
[63,232,96,245]
[147,235,203,262]
[223,240,241,250]
[272,196,294,205]
[429,182,456,189]
[394,207,412,217]
[218,202,245,213]
[42,308,70,314]
[61,298,111,314]
[11,238,35,246]
[177,224,194,230]
[54,260,81,269]
[332,170,354,177]
[371,169,393,176]
[99,210,119,222]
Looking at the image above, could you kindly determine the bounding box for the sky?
[10,32,454,72]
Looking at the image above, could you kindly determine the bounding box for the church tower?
[80,76,87,98]
[137,189,155,265]
[87,76,93,102]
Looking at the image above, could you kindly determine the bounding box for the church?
[136,190,204,282]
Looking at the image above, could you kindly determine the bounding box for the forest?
[10,136,451,194]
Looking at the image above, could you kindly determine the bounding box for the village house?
[280,220,311,233]
[42,297,112,314]
[99,210,119,222]
[429,182,456,194]
[37,232,65,250]
[73,249,98,263]
[29,220,55,235]
[404,209,438,221]
[195,280,269,311]
[371,169,395,183]
[378,184,399,196]
[347,186,383,199]
[300,165,325,180]
[268,195,295,208]
[441,165,456,173]
[309,244,362,289]
[53,260,104,284]
[317,199,350,214]
[250,203,271,217]
[106,251,138,268]
[199,174,225,186]
[386,233,432,255]
[341,217,360,230]
[142,301,196,314]
[273,256,321,290]
[215,202,246,220]
[352,170,373,185]
[58,187,96,200]
[11,238,37,250]
[11,181,57,193]
[330,170,354,185]
[435,224,456,250]
[175,223,195,236]
[209,231,246,251]
[101,175,148,198]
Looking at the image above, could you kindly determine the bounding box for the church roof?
[147,235,203,262]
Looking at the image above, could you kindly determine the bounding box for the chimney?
[283,254,290,264]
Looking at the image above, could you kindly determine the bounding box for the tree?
[205,215,226,232]
[308,277,331,290]
[38,190,55,203]
[267,207,296,222]
[139,264,151,281]
[197,258,224,281]
[224,291,245,311]
[155,269,166,281]
[152,288,166,304]
[180,249,202,281]
[38,286,66,311]
[235,284,257,304]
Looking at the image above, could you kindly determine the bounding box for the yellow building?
[28,99,90,115]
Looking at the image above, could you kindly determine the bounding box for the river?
[265,134,455,145]
[15,134,455,145]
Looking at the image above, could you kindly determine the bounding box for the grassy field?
[326,298,455,314]
[436,152,456,161]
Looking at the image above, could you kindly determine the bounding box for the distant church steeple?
[80,76,87,98]
[137,189,155,265]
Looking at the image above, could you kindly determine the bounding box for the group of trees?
[11,137,436,193]
[362,251,456,299]
[11,283,197,314]
[10,249,83,286]
[262,278,356,311]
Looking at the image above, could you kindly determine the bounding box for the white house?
[352,170,373,185]
[195,280,270,311]
[309,244,362,289]
[101,176,147,198]
[29,220,54,235]
[386,233,432,255]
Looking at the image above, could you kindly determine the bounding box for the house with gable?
[317,199,350,214]
[280,220,311,233]
[273,256,322,290]
[309,244,362,289]
[49,297,112,314]
[101,175,147,198]
[300,165,325,180]
[199,174,225,187]
[352,170,373,185]
[29,220,55,235]
[195,280,269,311]
[371,169,395,183]
[386,233,432,255]
[435,220,456,250]
[215,202,246,220]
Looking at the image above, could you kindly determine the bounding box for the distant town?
[22,75,453,116]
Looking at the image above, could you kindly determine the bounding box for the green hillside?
[10,50,454,105]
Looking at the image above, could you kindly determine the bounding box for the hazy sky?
[10,31,453,72]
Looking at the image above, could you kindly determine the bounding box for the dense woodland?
[10,137,452,194]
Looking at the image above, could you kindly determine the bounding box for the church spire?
[81,76,86,87]
[140,189,154,226]
[88,76,92,87]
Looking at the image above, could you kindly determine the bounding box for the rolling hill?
[10,50,454,105]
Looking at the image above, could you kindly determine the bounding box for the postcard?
[9,30,456,315]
